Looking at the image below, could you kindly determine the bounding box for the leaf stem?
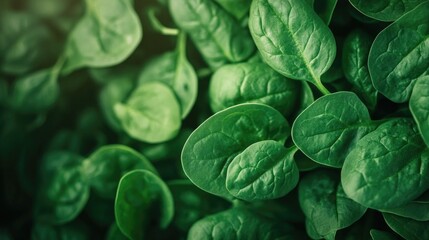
[147,7,179,36]
[315,80,331,95]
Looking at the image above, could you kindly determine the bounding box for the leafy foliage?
[1,0,429,239]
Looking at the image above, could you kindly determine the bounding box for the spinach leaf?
[214,0,252,20]
[8,68,59,113]
[342,29,378,110]
[370,229,401,240]
[249,0,336,94]
[209,61,299,116]
[99,77,133,131]
[188,207,300,240]
[226,140,299,201]
[35,151,89,225]
[106,222,128,240]
[383,213,429,240]
[368,1,429,103]
[299,169,367,239]
[342,118,429,209]
[169,0,255,69]
[409,76,429,147]
[62,0,142,74]
[31,221,90,240]
[292,91,376,168]
[84,145,157,199]
[349,0,426,21]
[138,33,197,118]
[0,11,58,75]
[381,199,429,221]
[182,103,290,199]
[114,169,174,240]
[114,82,181,143]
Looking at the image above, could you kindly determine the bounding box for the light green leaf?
[368,1,429,102]
[62,0,142,73]
[114,82,181,143]
[226,140,299,201]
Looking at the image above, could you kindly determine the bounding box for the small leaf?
[115,169,174,240]
[114,82,181,143]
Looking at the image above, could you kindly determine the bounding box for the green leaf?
[349,0,426,21]
[368,1,429,103]
[62,0,142,74]
[182,103,290,199]
[299,169,367,239]
[99,77,133,131]
[35,151,89,225]
[209,61,299,115]
[138,34,198,118]
[188,207,299,240]
[114,82,181,143]
[83,145,157,199]
[9,68,59,113]
[214,0,252,20]
[410,76,429,147]
[169,0,255,69]
[226,140,299,201]
[292,92,376,168]
[342,118,429,209]
[381,199,429,221]
[31,221,90,240]
[249,0,336,94]
[106,222,128,240]
[342,29,378,110]
[370,229,401,240]
[114,169,174,240]
[383,213,429,240]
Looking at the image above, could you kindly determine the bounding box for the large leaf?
[292,92,376,168]
[249,0,336,94]
[182,103,290,199]
[368,1,429,103]
[342,118,429,209]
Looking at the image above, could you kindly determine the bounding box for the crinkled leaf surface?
[292,92,376,167]
[182,103,290,199]
[249,0,336,90]
[209,61,299,115]
[342,118,429,209]
[226,140,299,201]
[410,76,429,147]
[368,1,429,103]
